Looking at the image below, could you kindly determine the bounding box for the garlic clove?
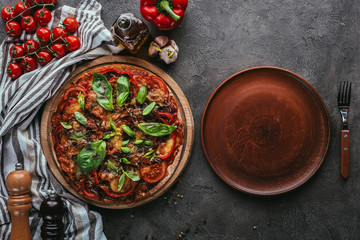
[154,36,169,48]
[168,40,179,52]
[148,41,161,58]
[159,45,178,64]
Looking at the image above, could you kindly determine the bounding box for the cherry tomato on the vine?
[25,0,38,6]
[65,35,80,52]
[1,6,14,22]
[63,17,78,33]
[5,21,22,38]
[14,2,32,16]
[43,0,57,4]
[9,45,25,59]
[37,49,53,66]
[52,26,67,42]
[21,16,37,33]
[36,27,51,45]
[51,43,67,58]
[7,62,23,80]
[34,8,52,26]
[21,56,37,72]
[24,40,40,54]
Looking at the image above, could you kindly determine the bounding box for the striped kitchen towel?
[0,0,123,239]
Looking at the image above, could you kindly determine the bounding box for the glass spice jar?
[110,13,150,54]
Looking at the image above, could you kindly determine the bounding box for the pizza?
[51,64,183,203]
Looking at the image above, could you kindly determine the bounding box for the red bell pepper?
[93,170,99,184]
[83,188,96,198]
[82,181,96,198]
[140,0,188,30]
[99,184,135,198]
[156,110,174,123]
[63,86,86,100]
[159,132,176,159]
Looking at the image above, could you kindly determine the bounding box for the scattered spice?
[176,230,188,239]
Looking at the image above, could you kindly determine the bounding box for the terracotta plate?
[201,67,330,195]
[41,56,194,208]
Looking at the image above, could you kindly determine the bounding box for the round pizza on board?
[51,64,183,203]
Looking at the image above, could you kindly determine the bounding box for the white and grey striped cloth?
[0,0,123,239]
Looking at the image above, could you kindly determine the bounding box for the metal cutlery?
[338,81,351,178]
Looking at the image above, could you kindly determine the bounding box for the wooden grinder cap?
[6,163,32,195]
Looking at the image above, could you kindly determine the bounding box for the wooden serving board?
[41,56,194,209]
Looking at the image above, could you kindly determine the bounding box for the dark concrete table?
[2,0,360,239]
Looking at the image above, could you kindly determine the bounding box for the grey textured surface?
[1,0,360,239]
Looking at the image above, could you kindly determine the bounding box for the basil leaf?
[103,132,119,140]
[137,85,147,104]
[69,132,85,140]
[134,139,144,145]
[90,140,106,165]
[120,158,131,164]
[121,147,131,153]
[92,72,114,111]
[75,148,93,173]
[74,112,88,125]
[116,75,130,107]
[117,92,129,107]
[122,124,135,137]
[107,160,119,175]
[143,102,156,116]
[121,140,130,146]
[144,139,153,146]
[138,122,177,137]
[118,173,125,191]
[110,118,117,132]
[125,171,140,182]
[60,122,72,129]
[144,149,156,158]
[117,75,130,94]
[76,140,106,174]
[78,92,85,110]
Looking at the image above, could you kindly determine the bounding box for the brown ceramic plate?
[201,67,330,196]
[41,56,194,208]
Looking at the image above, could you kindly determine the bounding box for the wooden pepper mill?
[5,163,32,240]
[40,190,64,240]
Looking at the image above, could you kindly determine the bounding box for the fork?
[338,81,352,179]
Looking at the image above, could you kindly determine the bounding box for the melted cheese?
[71,121,81,130]
[159,137,174,155]
[110,135,123,149]
[64,103,81,116]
